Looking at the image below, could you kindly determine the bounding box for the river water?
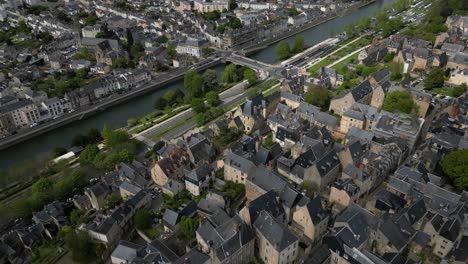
[0,0,396,170]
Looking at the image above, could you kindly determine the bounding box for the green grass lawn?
[332,53,359,74]
[144,225,164,240]
[32,242,66,264]
[426,87,454,97]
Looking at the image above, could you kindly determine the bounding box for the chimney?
[255,138,260,152]
[450,103,459,118]
[233,223,239,233]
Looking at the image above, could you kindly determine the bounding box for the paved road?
[0,52,284,150]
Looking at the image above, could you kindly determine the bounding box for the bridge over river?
[0,0,397,170]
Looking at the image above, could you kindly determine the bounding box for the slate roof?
[335,204,378,247]
[240,94,266,119]
[119,181,142,195]
[111,241,143,262]
[343,108,365,121]
[371,68,390,84]
[350,80,373,102]
[279,186,302,209]
[439,218,460,241]
[323,226,362,253]
[146,240,179,263]
[163,201,197,228]
[388,176,412,195]
[413,231,430,247]
[297,102,320,118]
[348,140,366,163]
[379,219,410,251]
[346,127,374,144]
[248,166,287,195]
[333,178,359,197]
[186,133,216,164]
[87,182,110,198]
[185,163,214,184]
[197,214,255,262]
[253,210,298,252]
[225,152,255,174]
[305,196,329,225]
[276,126,300,142]
[315,149,340,177]
[173,249,210,264]
[449,235,468,262]
[245,190,283,223]
[396,199,427,226]
[374,189,406,212]
[0,99,34,114]
[343,164,370,183]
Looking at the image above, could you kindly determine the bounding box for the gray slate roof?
[254,210,298,252]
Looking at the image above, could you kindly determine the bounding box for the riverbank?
[241,0,377,56]
[0,0,397,170]
[0,59,222,151]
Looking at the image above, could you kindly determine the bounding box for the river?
[0,0,396,170]
[250,0,396,63]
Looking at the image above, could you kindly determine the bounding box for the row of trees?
[344,0,411,38]
[403,0,464,43]
[154,89,186,110]
[14,169,88,219]
[31,68,90,97]
[79,125,137,170]
[183,64,257,125]
[275,36,305,60]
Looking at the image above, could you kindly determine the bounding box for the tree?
[299,180,319,198]
[246,87,260,99]
[65,230,96,263]
[184,71,203,97]
[221,64,239,84]
[206,91,221,107]
[79,145,99,165]
[28,5,48,15]
[452,83,467,97]
[304,85,332,108]
[229,0,238,10]
[440,149,468,189]
[32,178,53,194]
[134,209,152,230]
[105,193,122,209]
[166,43,177,60]
[275,41,290,60]
[154,97,167,110]
[383,52,396,63]
[86,128,101,144]
[382,90,417,114]
[191,98,206,114]
[70,209,87,227]
[202,69,219,91]
[424,68,445,89]
[291,36,305,54]
[287,7,301,16]
[243,68,257,85]
[101,125,131,149]
[178,216,199,240]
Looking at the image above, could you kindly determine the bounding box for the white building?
[42,97,63,119]
[194,0,229,12]
[184,164,214,196]
[176,39,208,58]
